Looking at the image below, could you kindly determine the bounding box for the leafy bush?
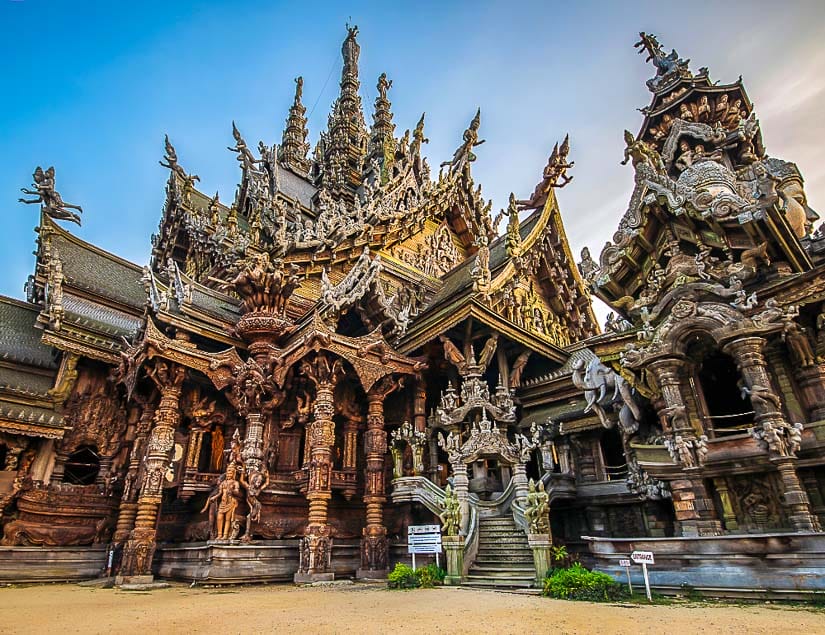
[388,563,419,589]
[387,562,446,589]
[550,545,569,564]
[416,563,446,588]
[542,563,628,602]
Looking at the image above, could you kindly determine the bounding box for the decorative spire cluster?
[368,73,396,182]
[279,77,311,175]
[322,24,369,191]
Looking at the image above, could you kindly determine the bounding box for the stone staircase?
[464,515,536,589]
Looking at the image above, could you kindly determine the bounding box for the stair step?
[462,576,535,589]
[469,566,535,573]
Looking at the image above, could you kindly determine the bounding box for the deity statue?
[440,108,485,176]
[159,134,199,183]
[764,157,820,239]
[410,112,429,171]
[19,166,83,225]
[516,134,574,210]
[524,479,550,534]
[577,246,598,282]
[241,468,270,541]
[782,320,816,368]
[621,130,665,174]
[201,462,245,541]
[228,121,261,173]
[439,484,461,536]
[509,351,531,389]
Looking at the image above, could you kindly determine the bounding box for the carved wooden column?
[358,376,402,578]
[647,356,721,536]
[723,337,785,426]
[774,457,820,532]
[296,353,343,582]
[712,478,739,531]
[794,365,825,421]
[724,336,819,532]
[343,418,359,470]
[112,401,156,559]
[413,379,427,433]
[118,361,185,584]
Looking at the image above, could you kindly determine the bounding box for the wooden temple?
[1,28,824,591]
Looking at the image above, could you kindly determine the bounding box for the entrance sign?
[630,551,654,564]
[408,525,442,569]
[630,551,653,600]
[618,559,633,594]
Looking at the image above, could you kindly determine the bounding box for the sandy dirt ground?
[0,582,823,635]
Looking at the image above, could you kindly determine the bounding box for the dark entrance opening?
[62,445,101,485]
[687,334,752,434]
[600,426,627,481]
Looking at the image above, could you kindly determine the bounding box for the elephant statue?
[571,357,641,435]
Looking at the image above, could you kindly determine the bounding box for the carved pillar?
[648,357,721,536]
[724,337,819,531]
[296,353,342,583]
[358,376,402,578]
[647,357,693,435]
[723,337,784,426]
[343,417,359,470]
[794,364,825,421]
[185,428,204,470]
[242,411,265,474]
[118,362,185,584]
[359,394,388,577]
[801,471,825,528]
[451,461,471,535]
[113,402,156,550]
[512,463,530,505]
[712,478,739,531]
[774,457,820,532]
[413,380,426,433]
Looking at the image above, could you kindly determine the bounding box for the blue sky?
[2,0,824,323]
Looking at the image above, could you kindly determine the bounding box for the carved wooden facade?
[1,29,823,585]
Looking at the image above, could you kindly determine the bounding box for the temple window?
[599,427,627,481]
[62,445,101,485]
[198,431,213,473]
[686,334,752,436]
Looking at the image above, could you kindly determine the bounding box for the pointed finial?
[471,108,481,130]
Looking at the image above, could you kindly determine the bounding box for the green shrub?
[387,562,446,589]
[388,563,419,589]
[542,563,628,602]
[416,563,446,588]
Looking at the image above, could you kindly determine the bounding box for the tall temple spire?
[368,73,396,178]
[323,25,368,192]
[279,76,311,175]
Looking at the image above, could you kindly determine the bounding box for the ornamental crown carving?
[224,251,301,316]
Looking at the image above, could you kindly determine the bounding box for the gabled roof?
[42,218,146,311]
[0,297,56,369]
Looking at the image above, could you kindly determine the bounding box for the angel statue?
[20,166,83,225]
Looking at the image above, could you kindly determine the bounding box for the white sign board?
[407,525,442,569]
[631,551,654,564]
[408,525,442,555]
[618,559,631,568]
